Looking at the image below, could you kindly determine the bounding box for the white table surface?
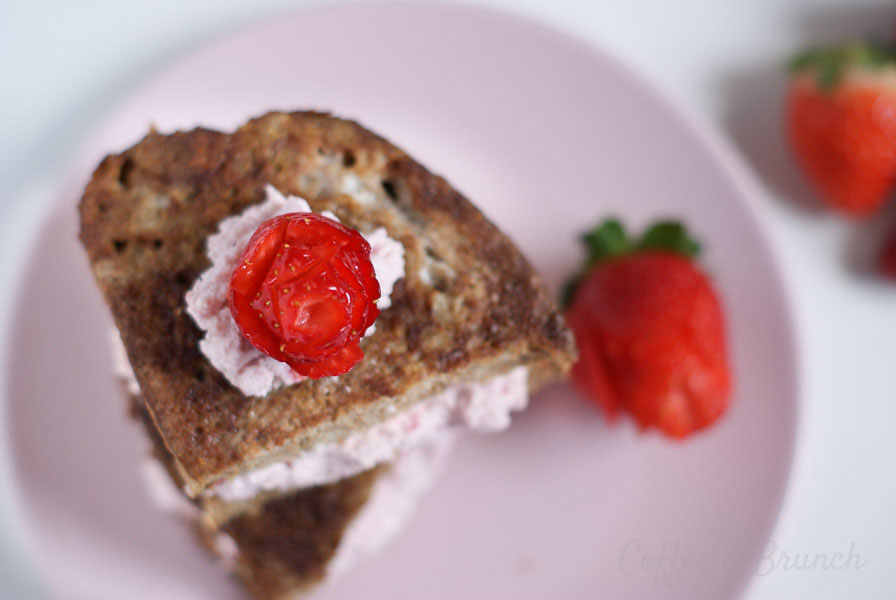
[1,0,894,598]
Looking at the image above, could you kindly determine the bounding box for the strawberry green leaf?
[787,41,896,91]
[638,221,701,257]
[562,218,630,308]
[818,63,841,91]
[581,219,631,263]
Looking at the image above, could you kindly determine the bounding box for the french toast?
[79,111,575,497]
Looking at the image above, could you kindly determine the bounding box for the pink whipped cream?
[185,184,405,397]
[207,366,528,502]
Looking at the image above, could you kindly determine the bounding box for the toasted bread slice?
[128,390,311,529]
[137,402,449,600]
[80,111,575,496]
[131,393,437,600]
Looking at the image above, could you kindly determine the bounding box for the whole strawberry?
[787,42,896,216]
[879,224,896,279]
[563,220,731,439]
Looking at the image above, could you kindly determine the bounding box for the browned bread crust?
[80,111,575,495]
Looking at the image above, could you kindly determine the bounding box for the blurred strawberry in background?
[878,224,896,278]
[786,42,896,216]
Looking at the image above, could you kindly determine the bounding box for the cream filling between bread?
[114,330,528,506]
[140,434,456,580]
[207,366,528,502]
[184,184,405,397]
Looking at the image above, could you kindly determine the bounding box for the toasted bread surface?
[80,111,575,495]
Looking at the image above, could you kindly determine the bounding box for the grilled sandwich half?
[80,111,575,597]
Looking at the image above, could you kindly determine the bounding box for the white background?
[1,0,894,598]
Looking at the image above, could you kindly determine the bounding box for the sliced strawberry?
[229,212,380,379]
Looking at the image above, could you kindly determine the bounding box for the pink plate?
[5,3,799,599]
